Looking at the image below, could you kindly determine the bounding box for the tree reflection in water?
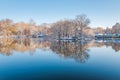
[95,40,120,52]
[50,41,90,63]
[0,38,51,56]
[1,38,120,63]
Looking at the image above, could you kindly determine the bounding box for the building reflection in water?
[0,38,120,63]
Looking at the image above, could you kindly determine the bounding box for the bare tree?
[74,14,90,39]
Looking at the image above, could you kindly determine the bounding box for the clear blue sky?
[0,0,120,28]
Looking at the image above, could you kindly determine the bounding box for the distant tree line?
[0,14,120,39]
[94,23,120,35]
[0,19,51,38]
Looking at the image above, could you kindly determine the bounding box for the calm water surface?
[0,38,120,80]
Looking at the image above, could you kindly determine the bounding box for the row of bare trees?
[1,14,120,39]
[0,19,51,38]
[94,23,120,34]
[51,14,90,39]
[0,14,91,39]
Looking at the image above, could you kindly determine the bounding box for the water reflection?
[95,40,120,52]
[50,41,90,63]
[1,38,120,62]
[0,38,51,56]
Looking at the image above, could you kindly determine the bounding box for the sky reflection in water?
[0,38,120,80]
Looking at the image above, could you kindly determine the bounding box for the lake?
[0,38,120,80]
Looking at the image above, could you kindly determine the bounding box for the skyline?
[0,0,120,28]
